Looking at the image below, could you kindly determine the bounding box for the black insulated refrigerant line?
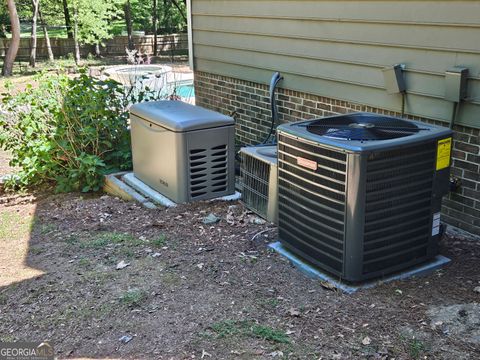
[262,72,284,144]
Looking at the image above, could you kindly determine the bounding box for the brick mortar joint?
[195,71,480,234]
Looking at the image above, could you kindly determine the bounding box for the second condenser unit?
[276,113,453,282]
[240,146,278,224]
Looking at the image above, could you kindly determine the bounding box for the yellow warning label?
[436,137,452,171]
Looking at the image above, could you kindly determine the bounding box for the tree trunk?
[2,0,21,76]
[73,5,80,64]
[39,8,54,62]
[62,0,73,39]
[163,0,169,33]
[153,0,158,55]
[124,1,133,50]
[29,0,40,67]
[95,43,101,57]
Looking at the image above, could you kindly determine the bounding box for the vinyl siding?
[191,0,480,128]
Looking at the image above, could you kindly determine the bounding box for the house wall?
[191,0,480,128]
[191,1,480,235]
[195,71,480,236]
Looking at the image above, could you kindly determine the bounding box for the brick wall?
[194,71,480,236]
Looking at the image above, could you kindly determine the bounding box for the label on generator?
[436,137,452,171]
[432,212,441,236]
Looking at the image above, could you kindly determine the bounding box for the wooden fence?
[0,33,188,60]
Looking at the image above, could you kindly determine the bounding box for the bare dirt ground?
[0,152,480,359]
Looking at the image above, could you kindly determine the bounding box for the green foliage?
[7,0,186,42]
[74,0,124,46]
[0,7,8,38]
[0,70,155,193]
[130,0,187,34]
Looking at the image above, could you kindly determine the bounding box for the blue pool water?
[176,84,195,98]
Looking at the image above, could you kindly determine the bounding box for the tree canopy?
[3,0,187,39]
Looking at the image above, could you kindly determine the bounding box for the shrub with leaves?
[0,70,151,192]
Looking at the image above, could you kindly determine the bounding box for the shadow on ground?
[1,153,480,359]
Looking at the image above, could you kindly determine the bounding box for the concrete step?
[104,172,241,209]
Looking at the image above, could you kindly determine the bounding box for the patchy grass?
[250,324,290,344]
[45,302,115,328]
[0,59,108,94]
[407,338,426,359]
[64,234,80,245]
[160,271,181,286]
[79,232,143,249]
[73,303,114,320]
[80,270,113,286]
[398,334,427,360]
[119,289,147,307]
[210,320,290,344]
[0,335,15,342]
[257,297,280,309]
[0,293,7,305]
[151,234,167,247]
[78,258,91,267]
[0,212,31,240]
[29,247,43,255]
[34,222,57,235]
[210,320,239,338]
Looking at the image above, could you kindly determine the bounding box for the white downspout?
[187,0,194,70]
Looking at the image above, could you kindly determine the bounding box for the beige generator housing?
[130,101,235,203]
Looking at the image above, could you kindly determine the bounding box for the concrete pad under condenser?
[269,242,451,294]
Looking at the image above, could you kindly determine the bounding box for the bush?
[0,70,152,192]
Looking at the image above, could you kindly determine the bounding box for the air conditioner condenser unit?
[276,113,453,282]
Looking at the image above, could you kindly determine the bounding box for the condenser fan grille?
[304,114,427,140]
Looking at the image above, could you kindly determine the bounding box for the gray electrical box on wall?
[382,64,406,94]
[445,67,469,102]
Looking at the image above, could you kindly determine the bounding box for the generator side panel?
[130,114,186,203]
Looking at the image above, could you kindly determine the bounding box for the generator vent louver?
[189,145,229,199]
[240,146,278,223]
[276,112,452,283]
[278,133,347,274]
[363,142,436,275]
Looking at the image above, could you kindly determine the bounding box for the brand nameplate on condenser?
[297,157,317,171]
